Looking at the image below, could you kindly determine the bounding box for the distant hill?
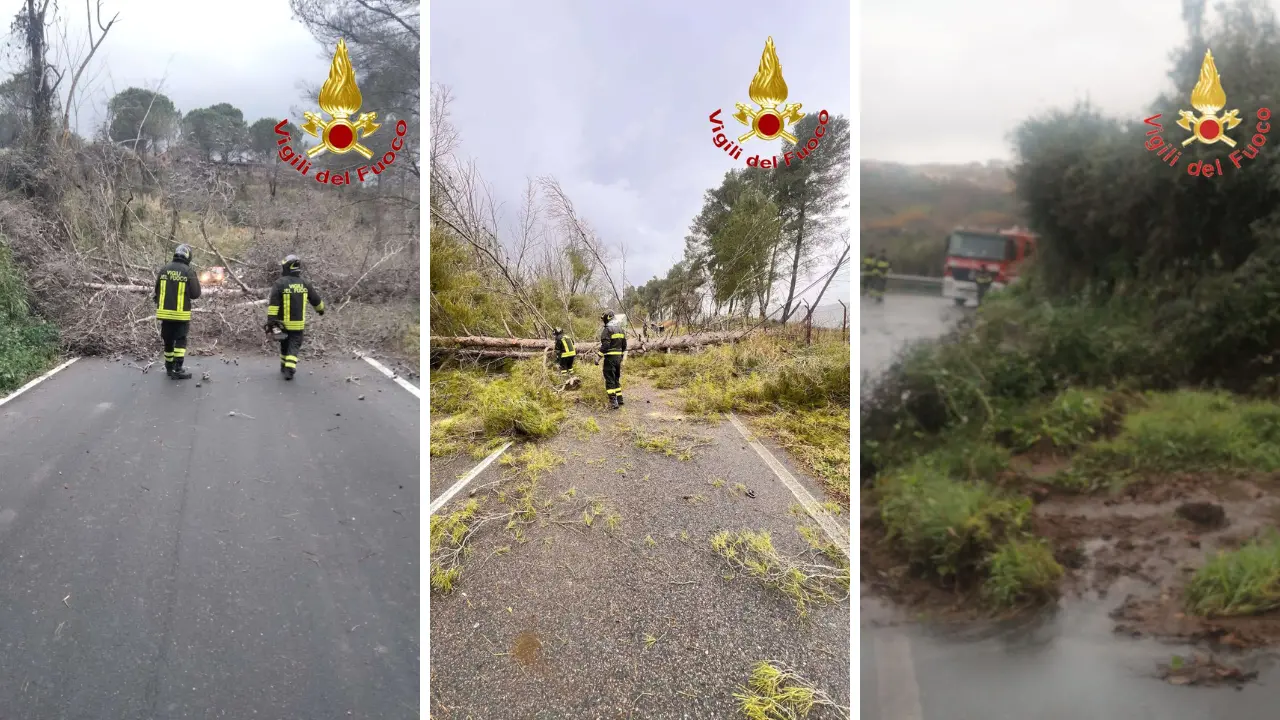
[860,160,1021,277]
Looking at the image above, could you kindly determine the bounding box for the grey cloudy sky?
[34,0,330,136]
[430,0,852,308]
[862,0,1194,164]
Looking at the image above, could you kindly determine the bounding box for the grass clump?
[876,453,1029,580]
[734,660,850,720]
[1079,391,1280,475]
[984,538,1064,607]
[1186,534,1280,617]
[711,529,849,617]
[430,359,567,457]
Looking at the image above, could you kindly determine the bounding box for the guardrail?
[870,273,943,295]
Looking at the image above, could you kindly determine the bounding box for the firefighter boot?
[284,367,296,381]
[171,363,192,380]
[617,394,624,407]
[609,394,619,410]
[165,359,175,377]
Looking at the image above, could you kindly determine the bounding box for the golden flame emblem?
[1177,49,1242,148]
[301,39,382,159]
[733,37,805,144]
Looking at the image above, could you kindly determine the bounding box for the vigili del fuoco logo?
[708,36,830,170]
[273,39,409,186]
[1144,49,1270,178]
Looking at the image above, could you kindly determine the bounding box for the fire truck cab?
[941,226,1037,307]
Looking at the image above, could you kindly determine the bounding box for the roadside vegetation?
[863,0,1280,611]
[0,242,58,393]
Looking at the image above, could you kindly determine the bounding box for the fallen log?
[84,282,267,296]
[430,330,745,353]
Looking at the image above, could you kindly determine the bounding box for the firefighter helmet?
[173,244,192,263]
[600,310,615,323]
[281,254,301,275]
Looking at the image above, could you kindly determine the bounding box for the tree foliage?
[183,103,248,162]
[107,87,178,155]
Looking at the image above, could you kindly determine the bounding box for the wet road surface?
[860,293,963,381]
[860,296,1280,718]
[0,356,419,719]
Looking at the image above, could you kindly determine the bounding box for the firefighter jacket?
[875,257,891,276]
[154,259,202,321]
[267,273,325,331]
[862,255,876,276]
[555,334,576,358]
[599,322,627,356]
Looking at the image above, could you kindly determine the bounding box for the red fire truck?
[941,226,1037,307]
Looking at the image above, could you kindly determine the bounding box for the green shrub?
[1186,534,1280,617]
[984,538,1064,606]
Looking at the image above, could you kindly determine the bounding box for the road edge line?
[358,352,421,399]
[726,411,850,557]
[429,441,513,516]
[0,356,80,410]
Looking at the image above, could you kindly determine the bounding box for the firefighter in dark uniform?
[975,267,995,306]
[153,243,202,380]
[861,252,876,296]
[265,254,325,380]
[553,327,576,377]
[597,310,626,409]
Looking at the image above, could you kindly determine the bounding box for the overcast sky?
[430,0,852,308]
[27,0,329,137]
[862,0,1195,164]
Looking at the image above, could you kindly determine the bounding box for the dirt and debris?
[864,471,1280,645]
[1157,652,1259,688]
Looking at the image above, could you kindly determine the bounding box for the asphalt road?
[430,380,850,719]
[0,355,419,720]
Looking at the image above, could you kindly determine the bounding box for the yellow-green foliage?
[734,661,848,720]
[430,359,567,456]
[711,529,847,617]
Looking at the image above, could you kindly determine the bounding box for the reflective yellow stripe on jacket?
[605,332,625,355]
[156,277,192,321]
[560,338,576,358]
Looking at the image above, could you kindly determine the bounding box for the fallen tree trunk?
[84,282,267,296]
[429,329,748,361]
[430,330,744,352]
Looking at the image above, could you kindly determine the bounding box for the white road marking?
[0,357,79,410]
[429,441,513,516]
[726,412,850,557]
[874,633,924,720]
[358,353,421,399]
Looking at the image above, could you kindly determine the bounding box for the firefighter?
[553,327,576,377]
[264,254,325,380]
[153,244,202,380]
[975,266,995,306]
[596,310,626,409]
[872,250,891,303]
[861,252,876,296]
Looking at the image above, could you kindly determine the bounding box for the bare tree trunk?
[780,201,807,323]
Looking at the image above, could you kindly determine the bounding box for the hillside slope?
[860,160,1020,276]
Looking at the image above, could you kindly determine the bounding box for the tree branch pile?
[429,329,749,362]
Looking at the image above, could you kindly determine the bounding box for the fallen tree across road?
[429,330,748,361]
